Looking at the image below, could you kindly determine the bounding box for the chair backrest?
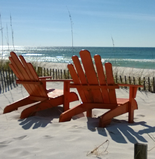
[68,50,118,104]
[9,52,48,98]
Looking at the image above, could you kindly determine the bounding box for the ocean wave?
[102,58,155,63]
[22,53,43,56]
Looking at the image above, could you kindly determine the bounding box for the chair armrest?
[43,79,74,111]
[118,84,143,88]
[118,84,143,99]
[41,79,73,82]
[16,80,42,85]
[69,84,119,89]
[39,79,73,92]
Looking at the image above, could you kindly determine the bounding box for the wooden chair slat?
[80,50,103,102]
[94,54,110,103]
[72,55,93,102]
[68,64,87,102]
[11,52,42,97]
[19,55,47,97]
[105,62,117,104]
[9,55,33,94]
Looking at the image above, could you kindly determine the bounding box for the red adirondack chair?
[59,50,143,127]
[3,52,78,119]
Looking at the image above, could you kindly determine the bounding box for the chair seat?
[117,98,130,105]
[47,89,63,98]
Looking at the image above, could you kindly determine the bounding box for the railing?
[0,66,155,93]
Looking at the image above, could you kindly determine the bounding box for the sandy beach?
[0,79,155,158]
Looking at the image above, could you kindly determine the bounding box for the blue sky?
[0,0,155,47]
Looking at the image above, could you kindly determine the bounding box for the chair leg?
[20,94,73,119]
[99,118,111,128]
[128,99,137,123]
[20,95,66,119]
[63,92,79,111]
[20,100,52,119]
[16,93,78,119]
[59,103,86,122]
[99,103,129,127]
[86,109,92,117]
[3,97,35,114]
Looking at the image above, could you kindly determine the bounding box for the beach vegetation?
[87,139,109,157]
[0,59,10,70]
[67,8,74,52]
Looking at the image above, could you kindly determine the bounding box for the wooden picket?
[0,65,155,93]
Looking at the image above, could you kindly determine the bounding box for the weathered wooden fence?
[115,74,155,92]
[0,67,17,94]
[35,67,71,79]
[0,66,155,93]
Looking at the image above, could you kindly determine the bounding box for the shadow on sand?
[18,108,155,144]
[87,118,155,144]
[18,106,63,130]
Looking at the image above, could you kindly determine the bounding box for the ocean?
[1,46,155,69]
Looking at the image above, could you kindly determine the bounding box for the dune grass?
[0,59,10,70]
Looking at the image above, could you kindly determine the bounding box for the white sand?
[0,81,155,159]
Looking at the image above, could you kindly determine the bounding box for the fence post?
[58,69,60,79]
[120,76,122,84]
[2,68,7,92]
[50,68,52,76]
[124,76,127,89]
[153,77,155,93]
[115,74,117,83]
[5,68,9,91]
[134,143,147,159]
[143,77,146,91]
[129,76,131,84]
[133,77,135,85]
[52,69,54,79]
[60,69,62,79]
[46,68,49,76]
[8,68,12,90]
[44,68,46,76]
[138,77,141,91]
[148,77,150,92]
[55,69,57,79]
